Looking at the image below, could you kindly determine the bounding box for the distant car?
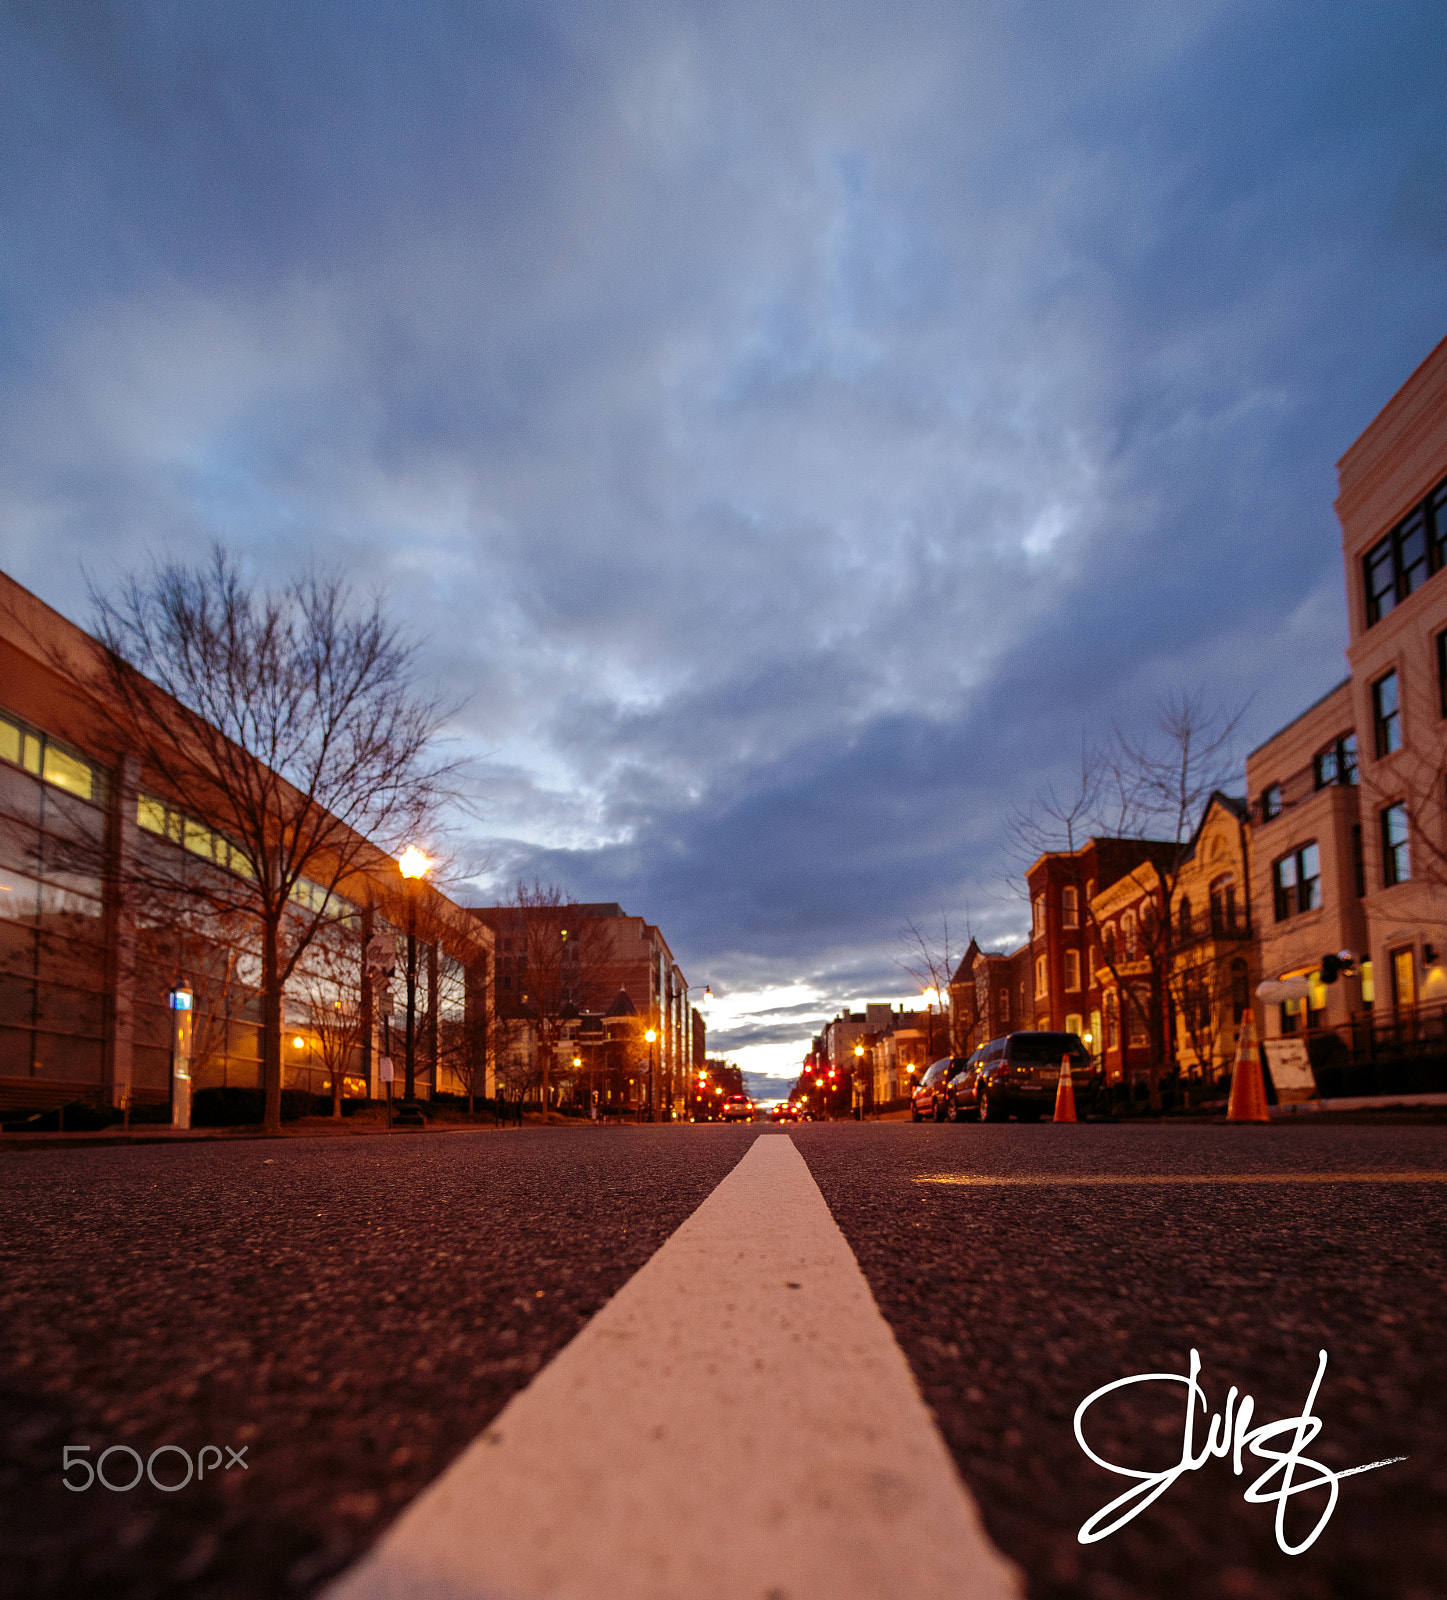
[911,1057,969,1121]
[721,1094,755,1122]
[947,1032,1093,1122]
[768,1104,799,1123]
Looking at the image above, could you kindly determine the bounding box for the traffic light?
[1321,953,1340,984]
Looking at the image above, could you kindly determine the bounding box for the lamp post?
[853,1040,866,1120]
[644,1027,658,1122]
[395,845,430,1128]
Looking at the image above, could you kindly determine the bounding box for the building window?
[1064,949,1081,991]
[0,709,100,805]
[1177,896,1192,939]
[1121,912,1137,960]
[1364,492,1438,626]
[1210,875,1238,934]
[1032,895,1046,937]
[1089,1008,1101,1057]
[1105,992,1118,1051]
[999,988,1009,1024]
[1035,955,1048,998]
[1261,783,1282,821]
[1062,886,1079,929]
[1065,1012,1083,1040]
[1272,843,1320,919]
[1373,671,1401,756]
[1230,959,1249,1024]
[1382,802,1411,886]
[1313,734,1358,788]
[1126,989,1150,1047]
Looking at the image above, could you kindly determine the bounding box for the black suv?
[947,1032,1092,1122]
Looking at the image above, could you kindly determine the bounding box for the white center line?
[327,1132,1022,1600]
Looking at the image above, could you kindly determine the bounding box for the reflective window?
[1273,844,1320,919]
[0,710,98,804]
[1364,474,1447,626]
[1382,803,1411,886]
[1373,672,1401,757]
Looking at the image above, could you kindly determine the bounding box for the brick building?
[1250,331,1447,1044]
[0,568,489,1118]
[469,901,702,1118]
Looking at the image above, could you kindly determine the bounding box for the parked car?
[721,1094,755,1122]
[911,1057,971,1121]
[947,1032,1093,1122]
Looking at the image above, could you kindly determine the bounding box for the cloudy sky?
[2,1,1444,1086]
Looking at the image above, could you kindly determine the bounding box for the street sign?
[379,1056,395,1084]
[364,934,397,976]
[1262,1038,1316,1099]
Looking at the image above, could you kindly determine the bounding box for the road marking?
[327,1133,1022,1600]
[916,1170,1447,1187]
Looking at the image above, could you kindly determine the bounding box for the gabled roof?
[604,987,638,1017]
[949,938,980,986]
[1179,790,1249,865]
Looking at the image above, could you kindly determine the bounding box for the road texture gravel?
[0,1124,757,1600]
[792,1121,1447,1600]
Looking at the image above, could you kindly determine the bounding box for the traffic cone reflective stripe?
[1226,1011,1270,1123]
[1053,1055,1077,1123]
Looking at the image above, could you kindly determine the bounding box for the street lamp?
[853,1040,866,1120]
[644,1027,658,1122]
[396,845,430,1128]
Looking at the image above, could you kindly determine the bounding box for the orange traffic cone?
[1226,1010,1270,1123]
[1053,1055,1077,1123]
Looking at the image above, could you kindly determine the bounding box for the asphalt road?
[3,1121,1444,1600]
[0,1125,757,1600]
[792,1122,1447,1600]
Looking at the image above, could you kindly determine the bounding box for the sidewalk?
[0,1119,508,1153]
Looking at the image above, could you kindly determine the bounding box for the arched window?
[1122,911,1138,960]
[1103,923,1116,962]
[1105,991,1119,1051]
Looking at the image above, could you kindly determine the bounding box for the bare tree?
[299,915,365,1119]
[83,546,455,1133]
[895,913,961,1055]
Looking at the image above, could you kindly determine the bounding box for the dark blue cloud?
[1,0,1444,1065]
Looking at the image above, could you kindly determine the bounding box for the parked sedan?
[911,1057,971,1121]
[947,1032,1092,1122]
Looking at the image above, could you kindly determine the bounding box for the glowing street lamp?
[395,844,431,1127]
[644,1027,658,1122]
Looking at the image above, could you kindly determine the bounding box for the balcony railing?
[1170,911,1252,948]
